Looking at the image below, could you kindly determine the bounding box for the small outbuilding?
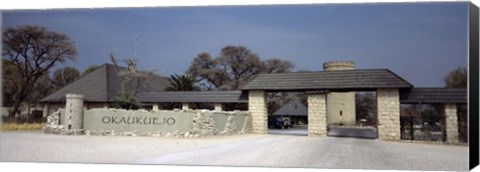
[272,100,308,126]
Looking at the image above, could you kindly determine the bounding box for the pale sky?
[2,2,469,87]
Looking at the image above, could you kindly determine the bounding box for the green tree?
[2,60,21,107]
[163,74,199,109]
[52,66,80,90]
[263,58,294,74]
[186,45,295,111]
[444,66,467,88]
[111,94,139,110]
[82,64,99,76]
[187,45,294,90]
[2,25,77,118]
[165,74,199,91]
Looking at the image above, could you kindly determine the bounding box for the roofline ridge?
[40,63,110,102]
[384,68,414,88]
[256,68,393,75]
[412,87,467,90]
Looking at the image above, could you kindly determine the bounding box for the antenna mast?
[134,35,138,59]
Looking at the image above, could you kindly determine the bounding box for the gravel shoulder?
[0,130,469,171]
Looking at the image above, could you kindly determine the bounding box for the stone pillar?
[182,103,189,110]
[308,93,328,136]
[248,90,268,134]
[64,94,84,131]
[214,103,223,111]
[445,103,459,143]
[377,89,401,141]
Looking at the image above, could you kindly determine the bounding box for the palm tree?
[164,74,199,109]
[165,74,199,91]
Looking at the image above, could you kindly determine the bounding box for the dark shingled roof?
[400,88,467,104]
[137,91,248,103]
[272,100,307,116]
[40,63,170,103]
[241,69,413,91]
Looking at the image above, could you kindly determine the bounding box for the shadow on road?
[327,127,378,139]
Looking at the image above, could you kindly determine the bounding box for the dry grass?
[1,123,44,131]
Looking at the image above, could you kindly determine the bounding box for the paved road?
[1,131,468,171]
[136,135,468,171]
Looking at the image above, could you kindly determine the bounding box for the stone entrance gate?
[42,61,467,144]
[241,61,466,143]
[246,88,402,141]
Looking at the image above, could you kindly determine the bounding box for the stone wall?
[326,92,356,126]
[45,108,250,138]
[308,93,327,136]
[248,90,268,134]
[444,103,459,143]
[83,109,194,133]
[43,103,64,117]
[377,89,400,141]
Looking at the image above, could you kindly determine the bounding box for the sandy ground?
[0,130,469,171]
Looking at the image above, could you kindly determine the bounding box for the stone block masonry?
[248,90,268,134]
[308,93,327,136]
[64,94,84,131]
[445,103,459,143]
[44,94,251,137]
[326,92,356,126]
[377,89,401,141]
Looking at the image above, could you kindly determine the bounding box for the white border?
[0,0,474,10]
[1,0,477,172]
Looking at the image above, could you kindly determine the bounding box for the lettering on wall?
[101,116,176,125]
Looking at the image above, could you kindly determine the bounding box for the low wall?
[84,109,194,133]
[80,109,250,137]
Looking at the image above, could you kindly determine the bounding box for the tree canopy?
[443,66,467,88]
[186,45,294,90]
[2,25,77,117]
[82,64,99,76]
[52,66,80,91]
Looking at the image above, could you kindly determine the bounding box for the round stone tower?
[64,94,84,131]
[323,61,356,126]
[323,61,355,71]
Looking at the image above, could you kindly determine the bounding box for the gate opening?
[326,91,378,139]
[267,92,308,136]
